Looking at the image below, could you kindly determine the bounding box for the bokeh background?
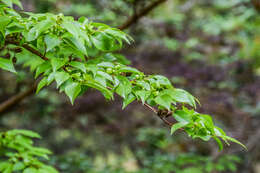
[0,0,260,172]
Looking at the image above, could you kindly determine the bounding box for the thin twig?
[118,0,167,30]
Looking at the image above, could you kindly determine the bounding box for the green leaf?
[35,62,51,78]
[169,89,197,107]
[122,93,136,109]
[13,162,25,171]
[0,162,11,172]
[55,71,70,88]
[0,16,11,35]
[23,167,38,173]
[44,34,61,52]
[118,66,140,74]
[173,110,192,123]
[69,61,87,73]
[0,57,16,73]
[115,76,132,99]
[83,78,113,100]
[1,0,13,8]
[3,163,13,173]
[62,21,80,38]
[135,90,150,104]
[9,129,41,138]
[221,136,247,150]
[36,77,48,93]
[65,82,81,104]
[51,58,66,72]
[171,122,188,135]
[26,19,54,41]
[91,32,117,51]
[213,136,223,151]
[97,62,114,68]
[154,93,172,110]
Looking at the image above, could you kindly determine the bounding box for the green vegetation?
[1,0,259,172]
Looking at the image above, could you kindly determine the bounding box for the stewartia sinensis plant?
[0,0,246,172]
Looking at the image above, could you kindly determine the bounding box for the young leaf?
[154,94,172,110]
[55,71,70,88]
[51,58,66,72]
[8,129,41,138]
[213,136,223,151]
[36,77,48,93]
[44,34,61,52]
[69,61,87,73]
[65,82,81,104]
[115,76,132,99]
[171,122,188,135]
[0,57,16,73]
[122,93,136,109]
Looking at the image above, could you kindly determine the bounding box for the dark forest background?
[0,0,260,172]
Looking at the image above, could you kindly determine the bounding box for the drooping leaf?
[55,71,70,88]
[122,93,136,109]
[69,61,87,73]
[51,58,66,72]
[44,34,61,52]
[0,57,16,73]
[171,122,188,135]
[115,76,132,99]
[65,82,81,104]
[36,77,48,93]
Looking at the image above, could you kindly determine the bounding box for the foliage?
[0,0,249,172]
[0,0,246,150]
[0,129,58,173]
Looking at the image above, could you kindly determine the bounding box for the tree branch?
[0,0,169,123]
[0,83,37,115]
[118,0,167,30]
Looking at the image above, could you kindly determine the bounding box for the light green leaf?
[221,136,247,150]
[62,21,80,38]
[9,129,41,138]
[169,89,197,107]
[171,122,188,135]
[65,82,81,104]
[115,76,132,99]
[13,162,25,171]
[44,34,61,52]
[122,93,136,109]
[55,71,70,88]
[213,136,223,151]
[173,110,192,123]
[26,19,54,41]
[135,90,150,104]
[0,16,11,35]
[1,0,13,8]
[91,32,117,51]
[36,77,48,93]
[69,61,86,73]
[23,167,38,173]
[51,58,66,72]
[118,66,140,74]
[0,57,16,73]
[154,94,172,110]
[35,62,51,78]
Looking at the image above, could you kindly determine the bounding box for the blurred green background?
[1,0,260,172]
